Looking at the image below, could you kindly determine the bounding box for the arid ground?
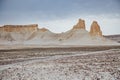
[0,46,120,80]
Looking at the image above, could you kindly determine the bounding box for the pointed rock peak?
[90,21,102,37]
[39,28,49,32]
[73,19,86,30]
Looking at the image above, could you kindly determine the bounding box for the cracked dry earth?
[0,46,120,80]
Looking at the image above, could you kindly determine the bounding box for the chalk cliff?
[0,24,38,41]
[2,24,38,32]
[0,19,117,45]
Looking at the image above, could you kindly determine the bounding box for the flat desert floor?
[0,46,120,80]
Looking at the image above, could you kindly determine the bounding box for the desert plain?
[0,45,120,80]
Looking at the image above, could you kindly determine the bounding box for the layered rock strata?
[0,24,38,32]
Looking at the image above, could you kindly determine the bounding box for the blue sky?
[0,0,120,35]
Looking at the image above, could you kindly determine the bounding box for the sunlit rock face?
[0,24,38,32]
[90,21,102,37]
[73,19,86,30]
[0,24,38,41]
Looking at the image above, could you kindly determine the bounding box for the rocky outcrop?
[39,28,49,32]
[90,21,102,37]
[73,19,86,30]
[0,24,38,32]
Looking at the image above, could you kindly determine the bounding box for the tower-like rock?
[90,21,102,37]
[73,19,86,30]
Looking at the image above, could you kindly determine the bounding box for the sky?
[0,0,120,35]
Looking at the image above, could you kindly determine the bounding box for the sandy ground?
[0,46,120,80]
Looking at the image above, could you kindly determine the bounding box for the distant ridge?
[104,34,120,43]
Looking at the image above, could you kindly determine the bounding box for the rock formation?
[1,19,116,46]
[0,24,38,32]
[0,24,39,41]
[90,21,102,37]
[39,28,49,32]
[73,19,86,30]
